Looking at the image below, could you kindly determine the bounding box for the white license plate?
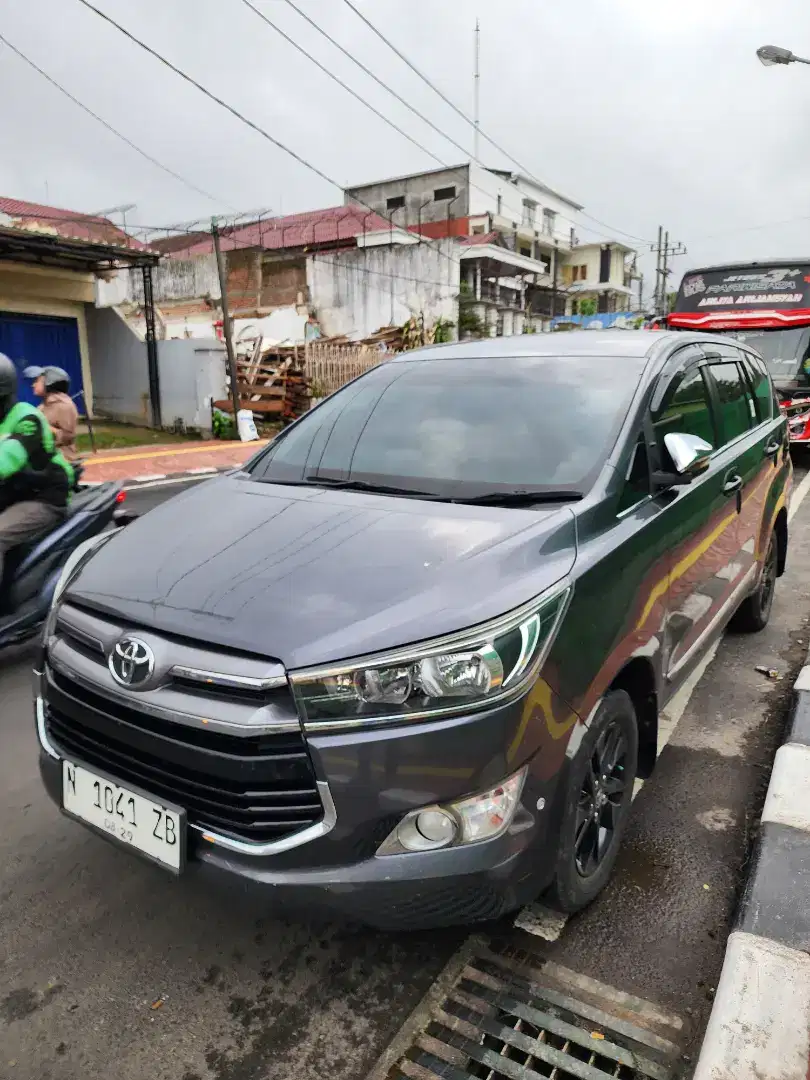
[62,760,185,872]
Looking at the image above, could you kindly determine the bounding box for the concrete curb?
[693,663,810,1079]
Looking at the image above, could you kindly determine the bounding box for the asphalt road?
[2,468,809,1078]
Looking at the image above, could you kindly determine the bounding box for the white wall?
[307,240,459,339]
[85,304,226,432]
[564,245,602,282]
[232,308,307,344]
[158,340,227,432]
[95,258,221,309]
[563,244,632,288]
[467,164,577,248]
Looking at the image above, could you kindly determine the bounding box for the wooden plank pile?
[213,322,412,422]
[213,347,313,422]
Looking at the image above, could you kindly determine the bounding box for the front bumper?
[36,674,578,930]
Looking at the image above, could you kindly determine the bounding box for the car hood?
[67,477,578,668]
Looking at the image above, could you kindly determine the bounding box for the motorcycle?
[0,470,135,648]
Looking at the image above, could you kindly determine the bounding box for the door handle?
[723,474,743,495]
[764,439,781,457]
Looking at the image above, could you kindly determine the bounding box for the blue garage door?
[0,312,84,409]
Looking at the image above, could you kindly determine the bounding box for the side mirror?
[652,432,713,489]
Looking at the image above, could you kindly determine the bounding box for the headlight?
[376,767,527,854]
[290,583,570,730]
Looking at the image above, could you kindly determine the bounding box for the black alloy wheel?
[574,720,629,878]
[548,689,638,913]
[731,531,779,633]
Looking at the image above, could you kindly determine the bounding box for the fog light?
[376,767,528,856]
[377,806,458,854]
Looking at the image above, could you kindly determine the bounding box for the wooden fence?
[303,342,392,397]
[214,341,397,423]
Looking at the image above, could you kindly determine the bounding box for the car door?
[701,346,781,586]
[650,354,745,683]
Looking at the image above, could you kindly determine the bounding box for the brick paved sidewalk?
[81,439,268,485]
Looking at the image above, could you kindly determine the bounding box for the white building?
[561,242,637,315]
[346,163,584,333]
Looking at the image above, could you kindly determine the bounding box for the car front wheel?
[547,689,638,913]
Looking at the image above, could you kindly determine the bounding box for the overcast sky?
[3,0,810,296]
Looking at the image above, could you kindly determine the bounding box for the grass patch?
[77,423,201,453]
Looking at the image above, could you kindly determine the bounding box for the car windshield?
[727,328,810,381]
[247,353,646,501]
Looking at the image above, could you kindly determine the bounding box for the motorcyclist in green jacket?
[0,353,74,581]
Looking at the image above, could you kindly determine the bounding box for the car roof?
[391,330,708,363]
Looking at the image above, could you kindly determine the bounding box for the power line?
[277,0,476,165]
[240,0,448,169]
[73,0,463,278]
[0,31,231,211]
[338,0,651,246]
[247,0,633,250]
[274,0,632,247]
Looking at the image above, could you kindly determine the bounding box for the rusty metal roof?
[170,205,393,259]
[0,196,144,250]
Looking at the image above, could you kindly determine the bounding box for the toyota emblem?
[109,638,155,688]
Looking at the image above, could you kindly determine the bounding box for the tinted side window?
[706,362,755,444]
[745,355,774,421]
[653,368,716,456]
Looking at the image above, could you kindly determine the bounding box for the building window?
[386,195,405,211]
[522,199,537,227]
[543,208,556,235]
[519,245,532,257]
[599,246,612,283]
[496,194,503,216]
[434,185,456,201]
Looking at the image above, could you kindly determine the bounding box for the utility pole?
[473,19,480,160]
[141,264,161,428]
[649,227,687,316]
[653,225,662,315]
[662,230,670,314]
[212,218,242,430]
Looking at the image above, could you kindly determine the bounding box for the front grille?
[44,667,323,845]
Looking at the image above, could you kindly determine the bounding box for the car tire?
[547,689,638,914]
[731,533,777,634]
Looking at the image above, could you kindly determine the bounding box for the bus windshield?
[725,327,810,381]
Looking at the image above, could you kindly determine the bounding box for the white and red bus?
[669,260,810,443]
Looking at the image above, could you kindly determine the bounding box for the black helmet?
[44,366,70,394]
[0,353,17,420]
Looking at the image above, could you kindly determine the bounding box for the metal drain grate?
[378,944,681,1080]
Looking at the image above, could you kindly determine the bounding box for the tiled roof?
[0,196,143,249]
[173,205,393,258]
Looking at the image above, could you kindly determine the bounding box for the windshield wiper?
[304,477,442,499]
[455,489,584,506]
